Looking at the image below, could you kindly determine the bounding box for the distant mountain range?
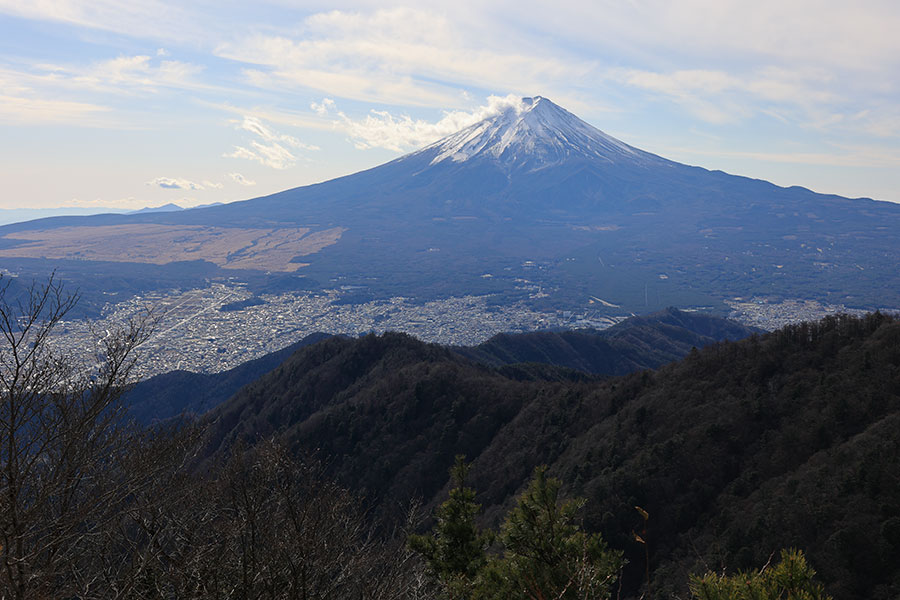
[2,96,899,318]
[0,201,229,226]
[0,206,129,226]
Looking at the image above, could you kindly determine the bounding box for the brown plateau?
[0,224,346,272]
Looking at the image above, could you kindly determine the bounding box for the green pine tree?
[476,466,623,600]
[690,548,833,600]
[408,455,494,598]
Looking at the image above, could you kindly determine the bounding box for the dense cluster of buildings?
[725,297,873,331]
[52,284,607,379]
[50,283,890,380]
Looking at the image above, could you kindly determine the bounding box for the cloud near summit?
[312,94,526,152]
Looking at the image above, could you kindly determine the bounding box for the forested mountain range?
[125,332,332,424]
[126,308,757,423]
[457,306,759,374]
[196,312,900,599]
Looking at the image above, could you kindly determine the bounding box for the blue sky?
[1,0,898,210]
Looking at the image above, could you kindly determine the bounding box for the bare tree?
[0,274,149,599]
[111,439,434,600]
[0,275,431,599]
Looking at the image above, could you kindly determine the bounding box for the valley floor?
[50,282,896,379]
[52,283,612,378]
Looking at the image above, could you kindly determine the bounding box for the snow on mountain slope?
[416,96,662,172]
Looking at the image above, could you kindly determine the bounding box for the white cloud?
[225,116,318,169]
[614,66,857,128]
[0,0,207,46]
[236,116,318,151]
[215,7,592,108]
[0,53,206,129]
[0,65,121,125]
[147,177,206,190]
[0,93,111,125]
[314,94,524,152]
[671,144,900,170]
[311,98,335,116]
[228,172,256,186]
[201,101,339,132]
[202,180,223,189]
[224,141,296,170]
[67,54,205,93]
[481,0,900,74]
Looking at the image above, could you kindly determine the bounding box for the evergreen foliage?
[202,312,900,599]
[690,549,832,600]
[479,466,623,600]
[412,463,623,600]
[408,456,494,598]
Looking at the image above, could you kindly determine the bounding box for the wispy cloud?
[215,7,592,108]
[224,116,318,169]
[0,50,205,127]
[614,66,866,131]
[0,0,204,46]
[202,101,338,132]
[0,93,110,125]
[313,94,524,152]
[228,172,256,186]
[147,176,208,190]
[32,54,205,95]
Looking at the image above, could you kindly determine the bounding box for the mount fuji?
[2,96,899,315]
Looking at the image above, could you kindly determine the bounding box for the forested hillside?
[124,332,333,423]
[457,307,758,374]
[129,308,756,424]
[202,312,900,599]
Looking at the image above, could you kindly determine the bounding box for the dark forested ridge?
[200,312,900,599]
[125,332,334,423]
[201,332,575,513]
[128,307,756,424]
[456,306,759,374]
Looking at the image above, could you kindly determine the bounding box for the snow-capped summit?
[418,96,656,172]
